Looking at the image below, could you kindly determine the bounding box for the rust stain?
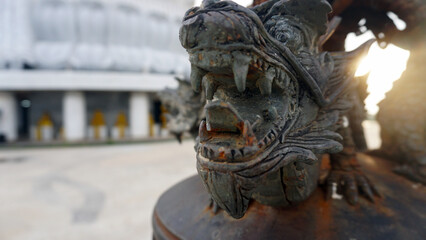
[153,211,181,240]
[246,135,256,146]
[236,121,245,132]
[315,192,334,239]
[319,154,331,184]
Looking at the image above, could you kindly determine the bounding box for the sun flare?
[346,31,410,115]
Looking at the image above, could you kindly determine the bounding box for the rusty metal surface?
[153,153,426,240]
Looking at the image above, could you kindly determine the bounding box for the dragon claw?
[326,169,380,205]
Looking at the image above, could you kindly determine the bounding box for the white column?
[129,92,150,139]
[0,92,17,141]
[63,91,86,141]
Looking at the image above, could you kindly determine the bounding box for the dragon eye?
[275,32,291,43]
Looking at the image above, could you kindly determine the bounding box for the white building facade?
[0,0,193,142]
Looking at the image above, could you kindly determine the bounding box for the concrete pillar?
[0,92,17,142]
[129,92,150,139]
[63,91,86,141]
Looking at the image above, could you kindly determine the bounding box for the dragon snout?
[180,5,256,50]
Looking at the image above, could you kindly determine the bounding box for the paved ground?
[0,121,381,240]
[0,140,197,240]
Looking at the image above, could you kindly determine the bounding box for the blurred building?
[0,0,193,142]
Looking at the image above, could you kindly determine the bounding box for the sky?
[193,0,410,115]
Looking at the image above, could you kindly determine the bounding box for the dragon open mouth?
[179,1,302,164]
[191,48,296,163]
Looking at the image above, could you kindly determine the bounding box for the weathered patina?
[178,0,378,219]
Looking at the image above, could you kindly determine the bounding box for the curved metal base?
[153,154,426,240]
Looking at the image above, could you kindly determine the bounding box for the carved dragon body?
[158,78,205,141]
[179,0,378,219]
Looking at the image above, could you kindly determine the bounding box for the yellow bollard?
[35,113,54,141]
[160,105,168,129]
[89,110,107,140]
[112,112,128,140]
[149,113,154,137]
[160,104,170,137]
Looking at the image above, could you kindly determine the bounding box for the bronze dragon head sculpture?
[179,0,376,218]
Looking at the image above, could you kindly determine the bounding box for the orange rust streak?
[246,136,256,146]
[319,154,331,184]
[153,212,180,240]
[315,193,334,239]
[252,0,269,6]
[236,121,245,132]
